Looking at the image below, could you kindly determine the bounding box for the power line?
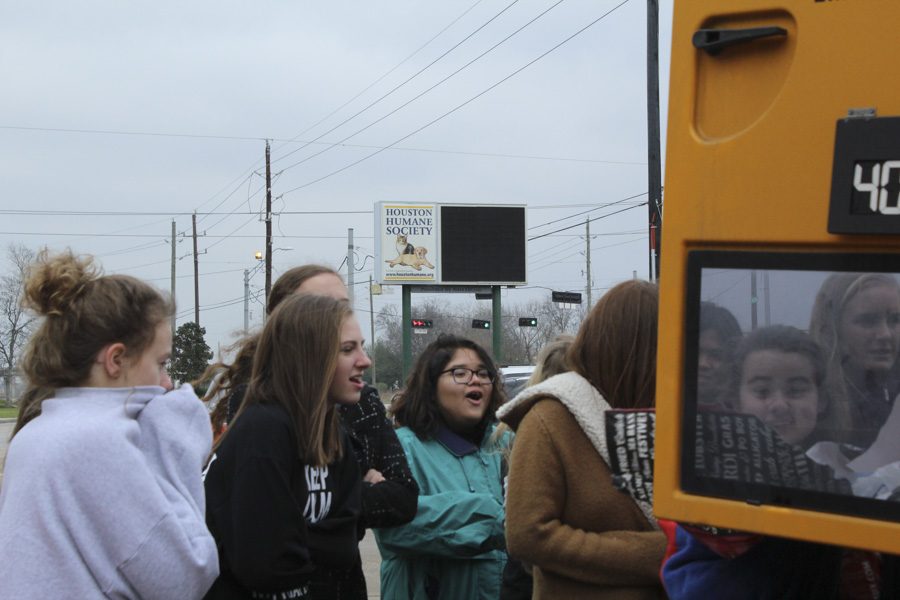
[0,127,643,168]
[0,209,374,217]
[528,192,647,230]
[273,0,488,154]
[528,201,645,241]
[0,124,270,142]
[279,0,632,197]
[271,0,524,169]
[185,0,497,234]
[275,0,564,176]
[0,231,372,239]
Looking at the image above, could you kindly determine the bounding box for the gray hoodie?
[0,384,219,599]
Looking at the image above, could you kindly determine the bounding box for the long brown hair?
[391,334,506,440]
[221,294,352,466]
[196,264,341,423]
[567,279,659,409]
[15,249,172,436]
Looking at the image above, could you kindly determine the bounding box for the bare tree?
[372,296,586,381]
[0,244,36,403]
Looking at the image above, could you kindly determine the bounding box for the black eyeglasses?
[439,367,494,384]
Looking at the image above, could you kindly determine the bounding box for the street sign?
[551,291,582,304]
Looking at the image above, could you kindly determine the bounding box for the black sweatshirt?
[203,402,361,600]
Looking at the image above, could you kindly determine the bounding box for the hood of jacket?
[497,371,658,528]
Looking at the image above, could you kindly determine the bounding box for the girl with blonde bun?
[0,249,219,599]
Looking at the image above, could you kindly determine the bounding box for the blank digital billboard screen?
[439,205,526,284]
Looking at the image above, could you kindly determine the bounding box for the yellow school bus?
[654,0,900,554]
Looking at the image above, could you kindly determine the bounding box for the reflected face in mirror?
[738,350,819,446]
[840,283,900,374]
[698,329,726,398]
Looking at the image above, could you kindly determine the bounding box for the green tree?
[170,321,213,388]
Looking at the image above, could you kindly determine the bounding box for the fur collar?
[497,371,658,528]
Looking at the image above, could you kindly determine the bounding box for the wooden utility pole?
[585,218,592,307]
[369,276,376,386]
[170,220,176,337]
[244,269,250,332]
[265,140,273,304]
[192,212,200,325]
[347,228,355,307]
[647,0,663,281]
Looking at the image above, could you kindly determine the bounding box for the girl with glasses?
[376,334,510,599]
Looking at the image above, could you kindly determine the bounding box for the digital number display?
[851,160,900,215]
[829,116,900,234]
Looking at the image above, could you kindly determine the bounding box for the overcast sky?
[1,0,674,358]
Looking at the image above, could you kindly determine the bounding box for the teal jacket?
[375,425,509,600]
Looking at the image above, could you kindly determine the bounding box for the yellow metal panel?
[655,0,900,554]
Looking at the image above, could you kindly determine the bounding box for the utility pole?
[265,140,273,304]
[369,275,376,386]
[192,212,200,325]
[347,228,355,307]
[585,218,592,307]
[170,220,176,338]
[750,270,759,331]
[647,0,663,282]
[243,269,250,332]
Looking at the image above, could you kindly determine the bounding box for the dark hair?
[567,279,659,409]
[15,249,173,436]
[391,334,505,439]
[700,301,743,347]
[726,325,825,409]
[222,294,352,465]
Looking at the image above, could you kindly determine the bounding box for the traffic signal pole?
[492,285,502,364]
[402,285,412,381]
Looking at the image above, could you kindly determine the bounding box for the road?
[0,419,383,598]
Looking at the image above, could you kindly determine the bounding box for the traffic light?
[411,319,433,329]
[518,317,538,327]
[471,319,491,330]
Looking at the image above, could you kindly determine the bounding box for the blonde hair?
[808,272,900,442]
[526,334,574,387]
[493,334,575,448]
[15,249,173,436]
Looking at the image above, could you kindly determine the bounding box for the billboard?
[378,203,438,283]
[375,202,527,285]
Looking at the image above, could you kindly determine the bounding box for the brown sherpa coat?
[497,372,667,600]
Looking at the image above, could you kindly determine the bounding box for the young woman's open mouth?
[349,374,366,391]
[465,390,484,405]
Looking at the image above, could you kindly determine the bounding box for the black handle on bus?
[692,26,787,56]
